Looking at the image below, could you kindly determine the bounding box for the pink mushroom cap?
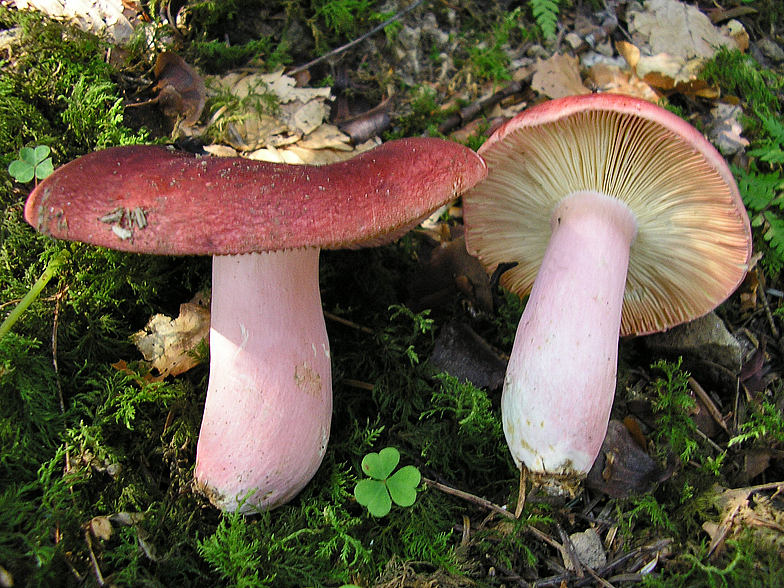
[464,93,751,492]
[467,93,751,337]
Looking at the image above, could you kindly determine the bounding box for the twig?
[557,525,583,579]
[437,75,533,136]
[324,310,374,335]
[583,565,616,588]
[573,538,674,587]
[341,378,375,391]
[423,477,514,519]
[52,283,69,415]
[525,524,564,552]
[514,466,527,519]
[83,529,105,586]
[288,0,428,75]
[694,426,725,454]
[688,377,729,434]
[757,273,780,339]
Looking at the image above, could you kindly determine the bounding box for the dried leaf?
[585,420,667,498]
[706,484,784,560]
[738,270,759,313]
[531,53,592,100]
[153,52,207,127]
[587,63,661,101]
[88,516,113,541]
[10,0,135,45]
[629,0,734,61]
[723,19,750,52]
[616,41,641,71]
[131,297,210,378]
[429,321,507,390]
[210,70,335,151]
[408,235,494,313]
[109,512,145,526]
[637,53,706,87]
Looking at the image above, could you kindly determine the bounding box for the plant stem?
[0,249,70,339]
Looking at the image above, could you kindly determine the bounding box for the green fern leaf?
[763,211,784,260]
[748,112,784,164]
[734,166,784,212]
[529,0,559,39]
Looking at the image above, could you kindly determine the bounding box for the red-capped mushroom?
[463,94,751,494]
[24,139,487,512]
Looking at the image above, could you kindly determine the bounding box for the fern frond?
[529,0,559,39]
[733,166,784,212]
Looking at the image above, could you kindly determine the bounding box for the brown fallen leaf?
[408,234,493,313]
[209,70,335,151]
[152,52,207,127]
[738,270,760,314]
[429,321,507,390]
[628,0,734,61]
[9,0,136,45]
[587,62,661,102]
[585,420,668,498]
[131,294,210,378]
[531,53,592,100]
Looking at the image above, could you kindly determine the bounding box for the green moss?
[701,48,784,124]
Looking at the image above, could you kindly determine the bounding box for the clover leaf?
[354,447,421,517]
[8,145,54,184]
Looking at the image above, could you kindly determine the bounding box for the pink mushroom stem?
[194,248,331,513]
[502,190,638,485]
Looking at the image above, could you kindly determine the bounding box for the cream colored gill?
[469,108,750,335]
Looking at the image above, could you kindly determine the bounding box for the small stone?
[566,528,606,570]
[565,32,583,50]
[643,311,743,374]
[758,38,784,63]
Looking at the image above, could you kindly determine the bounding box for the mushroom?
[463,93,751,494]
[24,139,487,512]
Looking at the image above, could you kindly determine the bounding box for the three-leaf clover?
[8,146,54,183]
[354,447,421,517]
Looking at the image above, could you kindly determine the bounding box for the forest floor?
[1,1,784,587]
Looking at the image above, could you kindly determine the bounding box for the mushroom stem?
[502,190,638,491]
[194,248,331,513]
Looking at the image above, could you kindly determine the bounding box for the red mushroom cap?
[25,138,487,255]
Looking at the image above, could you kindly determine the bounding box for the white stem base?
[194,249,332,513]
[502,191,638,491]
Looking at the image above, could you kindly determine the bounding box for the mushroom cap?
[25,138,487,256]
[464,93,752,336]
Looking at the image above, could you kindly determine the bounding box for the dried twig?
[688,377,730,435]
[573,538,674,587]
[288,0,428,76]
[83,529,105,586]
[423,477,514,519]
[324,310,374,335]
[557,525,584,579]
[514,466,527,518]
[437,74,534,135]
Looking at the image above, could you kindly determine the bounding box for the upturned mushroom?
[463,93,751,494]
[24,139,487,512]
